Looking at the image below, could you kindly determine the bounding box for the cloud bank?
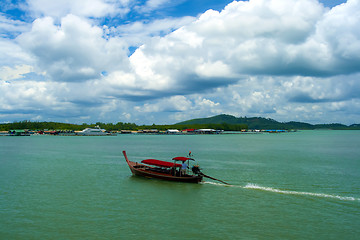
[1,0,359,124]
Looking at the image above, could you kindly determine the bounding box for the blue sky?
[1,0,359,125]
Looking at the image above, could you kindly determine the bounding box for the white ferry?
[76,126,107,136]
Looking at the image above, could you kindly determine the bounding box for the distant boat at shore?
[6,130,30,136]
[76,126,108,136]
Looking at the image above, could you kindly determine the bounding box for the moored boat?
[122,151,203,183]
[76,126,109,136]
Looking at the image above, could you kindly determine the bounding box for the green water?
[1,131,359,239]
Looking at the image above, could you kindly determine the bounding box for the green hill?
[176,114,359,130]
[176,114,286,129]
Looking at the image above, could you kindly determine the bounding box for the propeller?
[192,165,229,185]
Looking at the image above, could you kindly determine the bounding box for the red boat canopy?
[172,157,194,162]
[141,159,181,168]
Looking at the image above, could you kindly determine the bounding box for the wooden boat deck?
[123,151,203,183]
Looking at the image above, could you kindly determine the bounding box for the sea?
[1,130,359,239]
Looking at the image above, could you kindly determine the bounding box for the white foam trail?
[244,183,360,201]
[202,181,359,201]
[201,181,235,187]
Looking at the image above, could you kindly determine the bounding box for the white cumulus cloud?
[25,0,130,19]
[17,14,129,82]
[1,0,360,124]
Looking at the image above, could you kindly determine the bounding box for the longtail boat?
[122,150,203,183]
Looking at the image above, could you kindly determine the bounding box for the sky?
[1,0,359,125]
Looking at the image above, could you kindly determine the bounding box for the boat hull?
[123,151,202,183]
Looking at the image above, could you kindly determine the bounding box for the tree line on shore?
[0,120,248,132]
[1,114,359,132]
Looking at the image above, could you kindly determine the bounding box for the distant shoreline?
[2,128,359,137]
[1,114,360,133]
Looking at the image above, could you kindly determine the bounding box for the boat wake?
[244,184,360,201]
[202,181,236,187]
[202,181,359,201]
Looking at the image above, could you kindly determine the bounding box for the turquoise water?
[1,131,359,239]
